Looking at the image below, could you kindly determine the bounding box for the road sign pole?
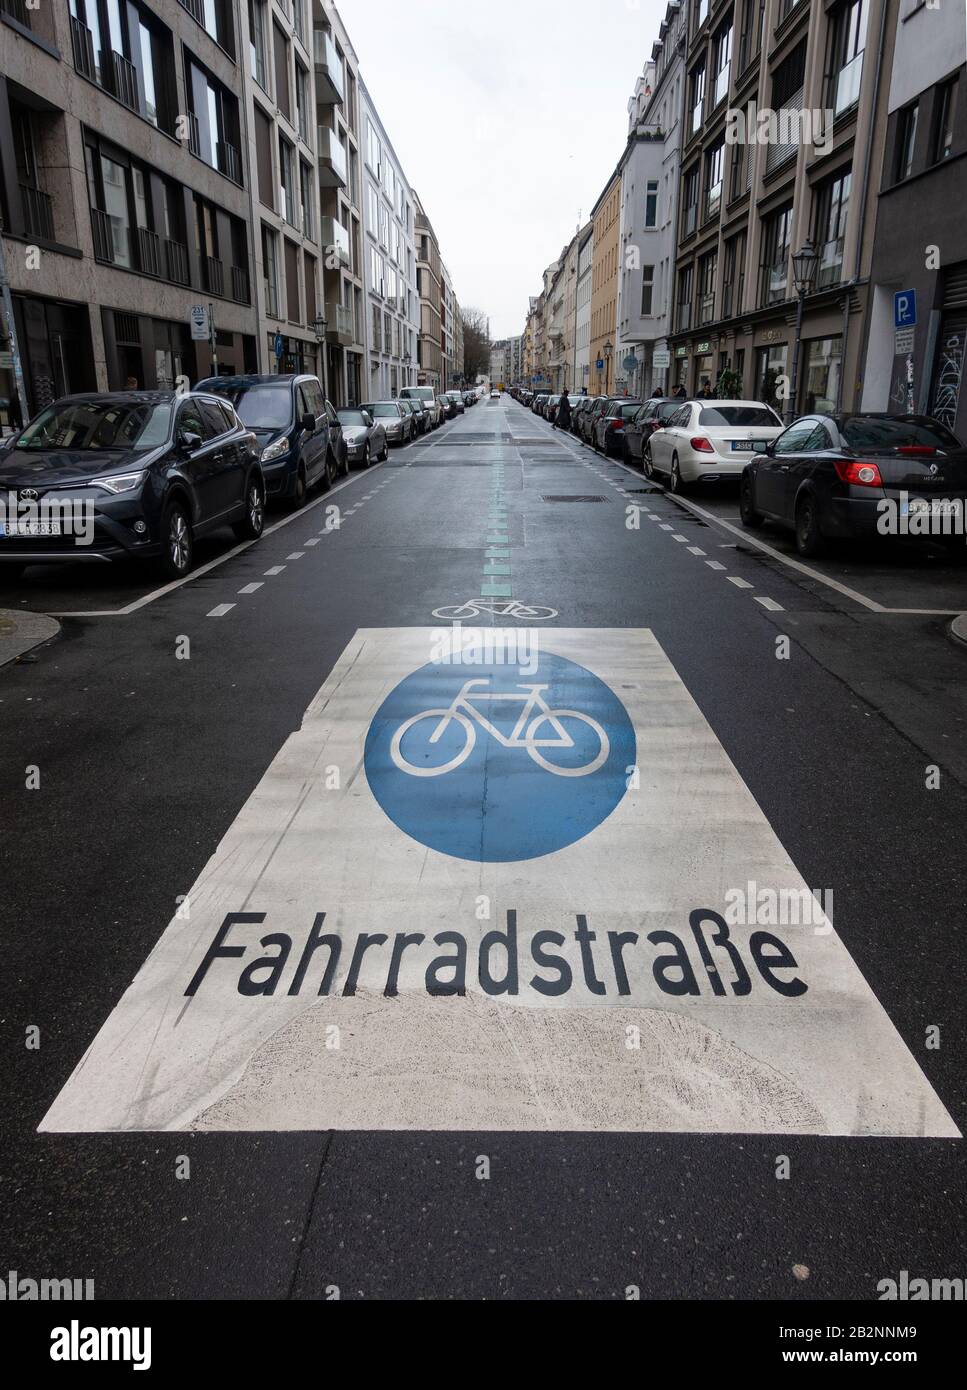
[0,233,30,428]
[209,302,217,377]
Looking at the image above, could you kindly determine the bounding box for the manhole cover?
[541,495,608,503]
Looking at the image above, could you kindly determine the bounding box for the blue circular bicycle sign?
[365,651,636,862]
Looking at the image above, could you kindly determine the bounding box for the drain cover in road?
[41,629,958,1138]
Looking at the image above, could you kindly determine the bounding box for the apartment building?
[242,0,322,380]
[489,334,522,386]
[574,224,594,393]
[617,1,688,398]
[414,193,442,390]
[860,0,967,435]
[311,3,365,408]
[668,0,895,412]
[0,0,260,419]
[590,170,622,397]
[441,262,455,385]
[359,77,417,402]
[453,295,464,382]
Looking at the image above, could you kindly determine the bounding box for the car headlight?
[93,469,147,494]
[261,436,291,463]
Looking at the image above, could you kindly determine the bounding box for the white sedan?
[645,400,784,493]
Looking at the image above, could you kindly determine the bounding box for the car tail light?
[897,446,938,456]
[834,459,883,487]
[609,419,625,430]
[690,436,715,454]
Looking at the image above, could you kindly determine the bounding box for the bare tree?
[461,306,490,383]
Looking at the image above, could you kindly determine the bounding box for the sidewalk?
[0,608,60,667]
[952,614,967,648]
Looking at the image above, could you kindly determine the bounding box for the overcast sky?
[338,0,668,339]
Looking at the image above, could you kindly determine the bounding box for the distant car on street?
[438,394,457,420]
[399,398,430,435]
[0,391,264,580]
[337,408,388,468]
[645,399,784,493]
[490,389,500,400]
[740,412,967,557]
[445,391,466,415]
[196,373,346,506]
[362,400,413,446]
[400,386,443,429]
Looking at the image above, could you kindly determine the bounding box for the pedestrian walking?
[673,384,687,399]
[555,389,572,432]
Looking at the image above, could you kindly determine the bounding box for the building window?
[299,160,314,240]
[683,165,699,236]
[827,0,868,117]
[698,251,717,324]
[739,0,765,70]
[640,265,655,316]
[722,233,746,318]
[263,224,279,317]
[760,204,793,305]
[813,168,851,287]
[705,142,724,221]
[199,0,234,56]
[696,0,709,26]
[295,63,310,144]
[185,55,242,183]
[644,180,659,228]
[755,344,788,411]
[933,76,959,163]
[712,19,733,108]
[273,23,290,120]
[370,247,384,296]
[279,137,295,224]
[800,336,843,414]
[676,264,694,331]
[248,0,267,89]
[689,63,706,136]
[896,102,918,181]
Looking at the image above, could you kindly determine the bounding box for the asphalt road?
[1,397,965,1300]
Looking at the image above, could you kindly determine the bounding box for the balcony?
[217,140,242,185]
[203,255,224,296]
[326,302,354,345]
[187,110,202,158]
[832,55,863,117]
[317,126,347,188]
[231,265,250,304]
[91,207,120,264]
[165,237,190,285]
[109,50,139,111]
[69,15,97,82]
[137,226,163,278]
[19,184,54,242]
[1,0,31,24]
[321,216,350,268]
[313,29,344,105]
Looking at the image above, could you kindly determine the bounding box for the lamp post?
[786,241,820,423]
[603,339,613,396]
[313,312,328,402]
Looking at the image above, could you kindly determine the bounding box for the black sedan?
[623,399,685,465]
[0,392,264,581]
[739,413,967,558]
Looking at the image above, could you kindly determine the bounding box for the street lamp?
[313,313,329,401]
[787,241,820,422]
[603,340,613,395]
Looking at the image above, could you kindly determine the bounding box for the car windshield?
[338,410,368,427]
[699,407,781,427]
[208,385,292,431]
[364,404,399,418]
[842,417,962,451]
[615,402,643,418]
[15,399,174,452]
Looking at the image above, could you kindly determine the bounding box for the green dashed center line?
[482,460,512,598]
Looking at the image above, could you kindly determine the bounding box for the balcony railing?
[217,140,242,184]
[1,0,31,25]
[317,125,347,187]
[231,264,250,303]
[137,226,163,277]
[178,0,204,22]
[832,54,863,117]
[321,216,350,267]
[326,302,354,344]
[110,50,139,111]
[70,16,97,81]
[186,110,201,157]
[165,237,189,285]
[19,184,54,241]
[264,281,280,318]
[313,28,345,104]
[91,207,117,264]
[203,255,224,296]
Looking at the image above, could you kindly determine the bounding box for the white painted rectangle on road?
[41,629,957,1138]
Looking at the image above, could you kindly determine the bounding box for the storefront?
[9,294,95,420]
[104,310,255,389]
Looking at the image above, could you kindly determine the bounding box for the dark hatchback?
[0,392,264,580]
[740,413,967,557]
[623,399,685,464]
[196,374,347,507]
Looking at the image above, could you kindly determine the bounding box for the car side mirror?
[301,412,316,434]
[362,412,373,427]
[179,428,203,452]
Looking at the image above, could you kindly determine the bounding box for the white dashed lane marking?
[706,561,727,571]
[206,604,235,618]
[756,597,786,612]
[728,577,754,590]
[264,566,286,577]
[237,583,263,595]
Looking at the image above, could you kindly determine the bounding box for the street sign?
[41,628,959,1139]
[653,350,671,368]
[894,290,917,330]
[623,354,638,373]
[894,328,915,357]
[274,332,284,361]
[189,304,210,342]
[595,358,605,371]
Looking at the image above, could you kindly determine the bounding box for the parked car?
[490,389,501,400]
[544,394,562,422]
[0,391,264,580]
[739,412,967,557]
[400,398,429,435]
[623,399,684,465]
[438,394,457,420]
[593,399,645,455]
[400,386,443,428]
[362,400,413,445]
[571,395,598,439]
[445,391,466,415]
[196,373,345,506]
[337,408,388,468]
[578,396,609,443]
[532,394,550,415]
[646,399,784,493]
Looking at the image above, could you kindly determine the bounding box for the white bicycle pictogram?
[390,678,610,779]
[432,599,558,621]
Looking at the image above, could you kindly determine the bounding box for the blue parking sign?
[894,290,917,330]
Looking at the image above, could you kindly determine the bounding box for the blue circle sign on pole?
[364,652,636,863]
[274,332,284,361]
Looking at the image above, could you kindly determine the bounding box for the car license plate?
[731,441,755,452]
[0,520,62,537]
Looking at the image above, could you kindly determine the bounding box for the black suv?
[0,391,264,580]
[196,374,347,507]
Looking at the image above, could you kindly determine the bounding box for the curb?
[0,608,60,668]
[949,614,967,649]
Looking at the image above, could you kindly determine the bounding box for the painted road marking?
[756,597,785,612]
[706,561,727,571]
[673,536,688,543]
[286,553,305,561]
[206,604,235,618]
[41,628,957,1138]
[688,547,707,557]
[264,567,286,577]
[728,577,754,590]
[238,583,264,595]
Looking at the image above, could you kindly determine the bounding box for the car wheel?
[643,443,655,480]
[322,448,337,491]
[361,443,371,470]
[670,455,687,494]
[233,476,265,541]
[795,492,825,557]
[380,439,389,461]
[160,498,193,579]
[739,474,765,529]
[291,464,308,509]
